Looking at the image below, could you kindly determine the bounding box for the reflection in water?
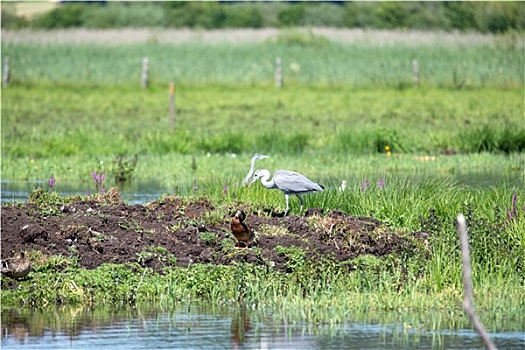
[1,304,524,350]
[230,305,250,348]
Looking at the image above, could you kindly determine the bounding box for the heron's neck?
[243,159,257,184]
[260,173,276,189]
[248,158,257,176]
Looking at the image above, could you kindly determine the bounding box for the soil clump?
[1,189,422,273]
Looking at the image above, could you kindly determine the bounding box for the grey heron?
[249,169,324,215]
[242,153,269,185]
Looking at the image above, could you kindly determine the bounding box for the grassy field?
[1,30,524,320]
[2,85,523,187]
[2,36,523,88]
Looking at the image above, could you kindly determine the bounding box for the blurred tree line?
[2,1,523,34]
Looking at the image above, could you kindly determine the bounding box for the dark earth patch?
[1,189,422,273]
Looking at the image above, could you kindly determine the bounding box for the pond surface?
[0,180,165,205]
[1,304,524,350]
[1,171,523,205]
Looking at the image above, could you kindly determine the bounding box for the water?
[0,180,166,205]
[1,305,523,350]
[1,171,523,205]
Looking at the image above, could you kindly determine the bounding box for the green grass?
[2,256,523,330]
[2,39,523,88]
[2,84,523,181]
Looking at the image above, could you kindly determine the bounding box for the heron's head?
[247,169,265,187]
[254,153,269,160]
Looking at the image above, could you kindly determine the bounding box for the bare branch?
[457,214,497,350]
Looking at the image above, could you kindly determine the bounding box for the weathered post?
[275,57,282,88]
[141,57,149,89]
[457,214,497,350]
[169,82,176,130]
[412,59,419,88]
[3,56,10,88]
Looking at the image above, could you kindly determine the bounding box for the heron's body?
[1,252,32,279]
[250,169,324,215]
[242,153,269,185]
[231,210,254,248]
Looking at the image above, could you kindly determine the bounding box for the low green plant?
[25,187,79,217]
[275,245,306,271]
[199,231,218,243]
[111,154,138,183]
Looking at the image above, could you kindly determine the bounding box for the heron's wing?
[273,170,323,194]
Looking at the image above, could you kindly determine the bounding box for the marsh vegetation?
[1,29,524,343]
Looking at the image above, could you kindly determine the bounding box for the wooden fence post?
[169,82,176,131]
[412,59,419,88]
[141,57,149,89]
[3,56,10,88]
[275,57,282,88]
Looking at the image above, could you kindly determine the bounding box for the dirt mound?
[1,189,419,273]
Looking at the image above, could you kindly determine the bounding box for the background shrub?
[8,2,524,33]
[277,4,306,27]
[223,4,263,28]
[301,3,345,28]
[163,2,226,29]
[1,4,29,30]
[82,3,164,29]
[31,4,85,29]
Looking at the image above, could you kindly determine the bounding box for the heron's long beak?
[255,153,269,159]
[246,178,257,188]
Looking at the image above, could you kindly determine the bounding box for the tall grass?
[1,39,523,88]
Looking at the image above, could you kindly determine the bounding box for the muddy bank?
[1,189,424,273]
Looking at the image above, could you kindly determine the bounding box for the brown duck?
[230,210,254,249]
[1,251,32,279]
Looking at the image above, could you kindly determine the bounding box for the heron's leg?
[298,195,304,215]
[284,194,290,216]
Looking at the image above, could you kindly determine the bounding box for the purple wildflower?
[86,189,91,196]
[361,179,369,192]
[92,171,106,192]
[92,172,106,183]
[377,178,385,190]
[100,187,105,195]
[222,183,228,197]
[49,175,55,189]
